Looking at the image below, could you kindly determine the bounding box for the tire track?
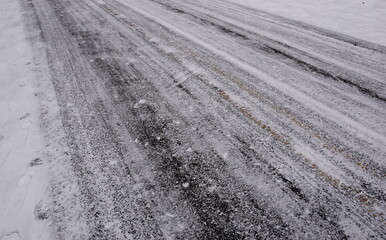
[21,0,386,238]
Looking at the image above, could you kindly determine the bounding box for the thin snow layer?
[15,0,386,237]
[227,0,386,46]
[0,0,54,239]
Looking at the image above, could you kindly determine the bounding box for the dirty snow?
[1,0,385,238]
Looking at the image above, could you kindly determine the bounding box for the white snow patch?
[165,213,175,218]
[208,185,216,192]
[109,160,118,165]
[0,0,55,239]
[227,0,386,46]
[133,99,147,108]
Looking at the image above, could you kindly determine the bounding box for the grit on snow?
[0,0,385,239]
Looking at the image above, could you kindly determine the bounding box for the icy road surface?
[19,0,386,238]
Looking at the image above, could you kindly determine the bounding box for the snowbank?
[0,0,55,239]
[227,0,386,46]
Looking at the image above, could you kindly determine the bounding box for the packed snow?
[0,0,54,239]
[1,0,385,238]
[227,0,386,46]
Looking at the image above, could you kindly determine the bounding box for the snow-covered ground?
[227,0,386,46]
[0,0,55,239]
[1,0,386,238]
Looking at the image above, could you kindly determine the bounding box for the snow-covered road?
[13,0,386,238]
